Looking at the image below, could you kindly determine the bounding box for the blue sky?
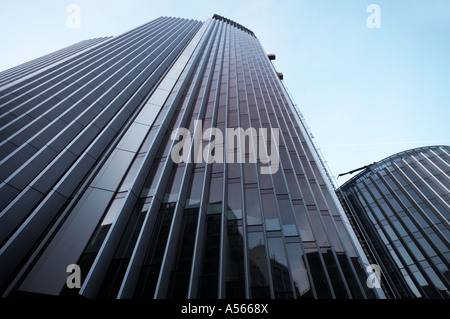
[1,0,449,186]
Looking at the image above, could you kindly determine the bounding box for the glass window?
[396,246,414,265]
[248,232,270,298]
[392,220,408,237]
[322,215,344,252]
[423,267,447,292]
[285,171,301,200]
[243,163,257,184]
[198,214,221,298]
[285,243,312,298]
[226,221,245,298]
[336,253,364,298]
[262,191,280,230]
[208,176,223,205]
[134,203,175,298]
[258,163,273,189]
[268,237,293,299]
[306,251,332,298]
[307,206,328,246]
[227,182,242,219]
[322,248,349,298]
[141,159,165,197]
[384,224,398,241]
[428,233,447,254]
[119,154,145,192]
[100,194,126,226]
[272,170,288,195]
[298,176,314,205]
[167,208,199,298]
[227,162,240,179]
[163,165,184,203]
[293,204,314,242]
[245,187,262,225]
[93,149,135,191]
[406,241,425,261]
[278,198,296,226]
[186,171,204,208]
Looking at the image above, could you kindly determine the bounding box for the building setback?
[0,15,381,299]
[338,146,450,299]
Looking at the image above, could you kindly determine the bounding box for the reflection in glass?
[245,187,262,225]
[267,237,293,298]
[285,243,312,298]
[186,171,204,208]
[226,221,245,298]
[198,214,221,298]
[167,208,199,298]
[261,191,280,231]
[97,198,149,298]
[134,203,175,298]
[248,232,270,298]
[227,182,242,219]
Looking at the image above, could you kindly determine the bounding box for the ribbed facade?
[0,37,111,87]
[338,146,450,299]
[1,15,380,299]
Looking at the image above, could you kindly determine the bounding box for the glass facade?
[0,15,381,299]
[338,146,450,299]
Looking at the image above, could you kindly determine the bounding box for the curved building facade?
[338,146,450,298]
[0,15,380,299]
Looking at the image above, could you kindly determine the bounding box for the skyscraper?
[338,146,450,299]
[0,15,382,299]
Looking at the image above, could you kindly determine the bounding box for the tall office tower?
[338,146,450,299]
[0,15,381,299]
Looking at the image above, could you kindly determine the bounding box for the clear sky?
[1,0,449,186]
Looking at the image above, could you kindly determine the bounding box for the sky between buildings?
[1,0,449,186]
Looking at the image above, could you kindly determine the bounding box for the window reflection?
[245,187,262,225]
[267,237,293,298]
[227,182,242,219]
[248,232,270,298]
[226,221,245,298]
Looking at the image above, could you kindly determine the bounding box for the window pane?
[226,221,245,298]
[227,182,242,219]
[262,191,280,230]
[248,232,270,298]
[245,188,262,225]
[186,171,204,208]
[268,237,293,298]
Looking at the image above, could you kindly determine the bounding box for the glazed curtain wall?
[0,15,379,299]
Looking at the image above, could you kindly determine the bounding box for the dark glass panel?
[245,187,262,225]
[167,208,199,298]
[306,251,332,298]
[96,199,148,298]
[198,214,221,298]
[226,221,245,299]
[267,237,293,299]
[261,191,280,231]
[141,159,165,197]
[134,203,175,298]
[186,171,204,208]
[248,232,270,298]
[322,248,349,299]
[227,182,242,220]
[163,165,184,203]
[285,243,313,298]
